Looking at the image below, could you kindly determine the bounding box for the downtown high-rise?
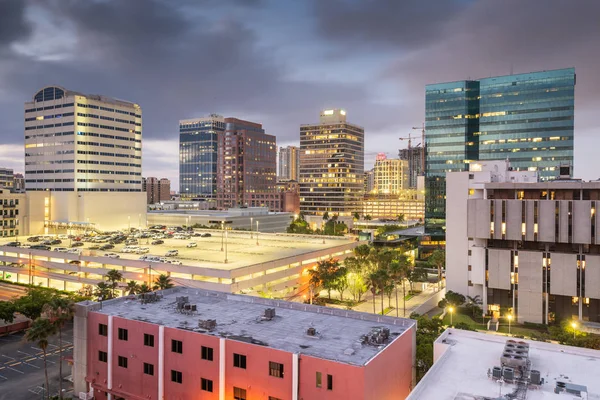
[278,145,300,181]
[299,109,364,216]
[425,68,575,236]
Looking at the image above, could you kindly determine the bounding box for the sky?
[1,0,599,190]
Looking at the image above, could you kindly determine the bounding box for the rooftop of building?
[87,287,415,366]
[408,329,600,400]
[148,207,289,216]
[425,67,575,88]
[28,85,139,108]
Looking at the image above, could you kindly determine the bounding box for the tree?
[322,212,330,221]
[13,286,56,320]
[138,283,152,294]
[43,297,74,399]
[104,269,123,297]
[347,272,367,302]
[414,315,443,381]
[407,267,428,292]
[389,256,410,317]
[333,266,349,301]
[353,211,360,221]
[397,214,405,223]
[126,281,140,295]
[428,250,446,289]
[0,301,16,323]
[154,274,174,290]
[286,218,313,234]
[364,215,372,221]
[438,290,466,309]
[466,295,483,317]
[365,271,380,314]
[376,268,389,314]
[93,282,112,301]
[308,259,342,299]
[25,318,57,400]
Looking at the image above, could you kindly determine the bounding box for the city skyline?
[1,1,600,190]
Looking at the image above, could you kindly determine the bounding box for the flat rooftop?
[92,287,414,366]
[409,329,600,399]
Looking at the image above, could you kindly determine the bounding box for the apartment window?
[98,351,107,363]
[118,356,128,368]
[171,370,182,384]
[171,339,183,354]
[468,250,472,256]
[269,361,284,378]
[234,387,247,400]
[316,371,322,388]
[98,324,108,337]
[201,378,213,392]
[201,346,213,361]
[143,333,154,347]
[118,328,128,341]
[233,353,246,369]
[468,280,473,287]
[468,265,472,271]
[327,374,333,390]
[144,363,154,376]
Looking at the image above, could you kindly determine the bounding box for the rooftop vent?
[263,308,276,321]
[306,327,317,336]
[362,327,390,346]
[140,292,160,304]
[198,319,217,331]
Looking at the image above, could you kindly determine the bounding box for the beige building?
[447,160,600,324]
[278,145,300,181]
[299,109,364,217]
[0,189,27,237]
[373,154,408,195]
[0,168,14,190]
[362,194,424,221]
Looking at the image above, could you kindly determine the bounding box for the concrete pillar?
[107,315,113,400]
[73,303,90,395]
[158,325,165,400]
[292,353,299,400]
[219,338,226,400]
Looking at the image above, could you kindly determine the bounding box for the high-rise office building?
[12,173,25,192]
[425,68,575,236]
[398,146,424,189]
[143,177,171,204]
[217,118,278,210]
[0,168,14,190]
[179,115,224,199]
[373,154,408,195]
[299,109,364,216]
[278,145,300,181]
[24,86,142,192]
[364,169,375,194]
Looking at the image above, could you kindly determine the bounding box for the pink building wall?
[87,313,109,398]
[298,355,365,400]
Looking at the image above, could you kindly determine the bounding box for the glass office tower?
[179,114,225,199]
[425,68,575,236]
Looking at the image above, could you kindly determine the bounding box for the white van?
[55,247,69,253]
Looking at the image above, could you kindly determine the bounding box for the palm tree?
[364,215,372,221]
[428,250,445,290]
[105,269,123,297]
[93,282,112,300]
[365,271,380,314]
[388,259,409,317]
[153,274,174,290]
[353,211,360,221]
[376,269,389,315]
[322,211,330,221]
[25,318,57,400]
[43,298,74,399]
[126,280,140,295]
[138,283,152,294]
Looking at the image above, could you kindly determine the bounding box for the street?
[0,282,27,301]
[0,322,73,400]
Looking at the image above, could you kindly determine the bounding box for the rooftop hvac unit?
[198,319,217,331]
[307,327,317,336]
[263,308,276,320]
[492,366,502,379]
[530,370,541,385]
[503,367,514,382]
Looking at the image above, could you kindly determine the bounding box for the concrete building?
[217,118,279,211]
[364,169,375,194]
[278,145,300,181]
[276,180,300,214]
[0,189,26,237]
[425,68,575,237]
[362,195,424,221]
[398,145,424,189]
[408,328,600,400]
[73,287,416,400]
[373,154,408,195]
[179,115,224,199]
[143,177,171,205]
[447,160,600,324]
[25,85,142,192]
[299,109,364,217]
[13,173,25,192]
[0,168,14,190]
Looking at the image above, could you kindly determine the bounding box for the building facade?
[362,195,424,221]
[179,115,224,199]
[217,118,278,211]
[143,177,171,205]
[425,68,575,237]
[276,180,300,214]
[73,288,416,400]
[278,146,300,181]
[299,109,364,216]
[398,146,424,189]
[364,169,375,194]
[0,168,14,190]
[13,173,25,192]
[446,160,600,324]
[24,86,142,192]
[373,154,408,195]
[0,189,26,237]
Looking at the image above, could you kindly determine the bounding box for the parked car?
[68,260,81,265]
[50,239,62,245]
[71,242,84,248]
[58,234,69,240]
[165,250,179,257]
[100,244,114,250]
[151,239,164,245]
[54,247,69,253]
[201,233,212,237]
[186,242,197,248]
[135,247,150,254]
[41,240,54,246]
[5,241,21,247]
[167,260,183,265]
[122,246,138,253]
[30,244,51,250]
[67,248,80,254]
[27,236,41,242]
[104,253,120,259]
[138,255,148,260]
[125,239,138,245]
[89,245,100,250]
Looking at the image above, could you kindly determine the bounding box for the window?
[201,346,213,361]
[171,339,183,354]
[269,361,284,378]
[118,356,128,368]
[98,351,107,363]
[144,363,154,376]
[233,353,246,369]
[316,372,322,388]
[171,370,182,384]
[118,328,128,341]
[98,324,108,336]
[144,334,154,347]
[201,378,213,392]
[234,387,247,400]
[327,374,333,390]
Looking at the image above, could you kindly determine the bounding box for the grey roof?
[91,287,414,366]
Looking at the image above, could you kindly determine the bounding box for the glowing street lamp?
[448,306,454,326]
[507,314,513,335]
[571,320,577,339]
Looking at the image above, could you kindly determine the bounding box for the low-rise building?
[362,194,424,221]
[143,177,171,205]
[73,287,416,400]
[0,189,27,237]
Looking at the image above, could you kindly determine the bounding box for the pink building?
[73,288,416,400]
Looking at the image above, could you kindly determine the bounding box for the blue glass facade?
[425,68,575,236]
[179,115,224,199]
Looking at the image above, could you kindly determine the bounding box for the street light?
[256,221,259,246]
[507,314,513,335]
[448,306,454,326]
[250,217,253,239]
[571,320,577,339]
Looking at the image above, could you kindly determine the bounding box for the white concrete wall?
[446,172,470,296]
[517,251,543,323]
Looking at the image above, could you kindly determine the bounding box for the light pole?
[448,306,454,326]
[256,221,259,246]
[507,314,513,335]
[224,228,228,263]
[250,217,253,239]
[571,321,577,339]
[221,221,225,252]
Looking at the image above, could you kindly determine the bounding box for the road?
[0,282,27,301]
[0,322,73,400]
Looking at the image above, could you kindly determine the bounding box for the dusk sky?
[1,0,599,190]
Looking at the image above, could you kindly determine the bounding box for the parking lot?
[0,323,73,400]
